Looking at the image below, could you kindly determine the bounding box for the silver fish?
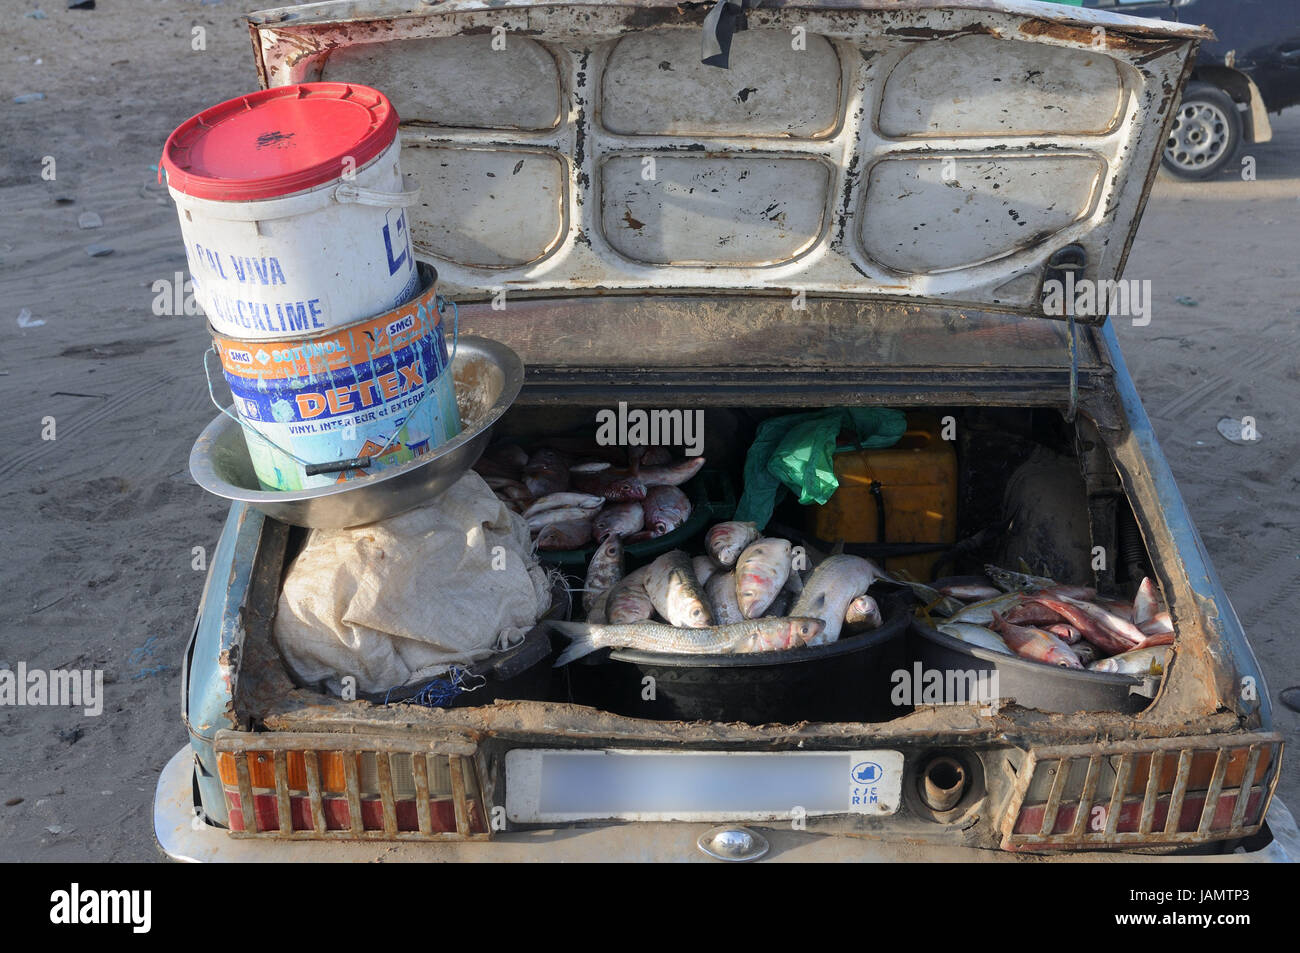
[522,493,604,519]
[550,616,824,665]
[1089,645,1170,676]
[705,521,760,569]
[706,571,744,625]
[644,550,713,628]
[526,506,600,532]
[535,519,592,551]
[938,622,1015,656]
[592,501,645,539]
[985,564,1096,600]
[947,591,1026,625]
[844,594,883,633]
[1133,577,1162,626]
[792,554,881,645]
[692,555,718,588]
[939,583,1002,602]
[583,535,624,615]
[606,565,655,624]
[735,537,793,619]
[570,460,612,474]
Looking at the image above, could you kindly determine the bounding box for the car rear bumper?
[154,746,1298,863]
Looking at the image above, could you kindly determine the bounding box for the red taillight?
[214,732,491,841]
[1001,734,1282,850]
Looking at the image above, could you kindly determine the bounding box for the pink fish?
[991,611,1083,668]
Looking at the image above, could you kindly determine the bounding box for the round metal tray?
[189,335,524,529]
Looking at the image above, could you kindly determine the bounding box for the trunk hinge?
[1045,245,1087,422]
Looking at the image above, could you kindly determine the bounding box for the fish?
[638,456,706,487]
[1133,577,1161,626]
[538,437,626,464]
[1134,631,1174,650]
[629,485,690,540]
[735,537,793,618]
[473,456,523,481]
[1055,594,1147,645]
[526,506,599,532]
[585,590,609,624]
[592,502,645,539]
[523,448,569,497]
[1089,645,1171,676]
[1045,623,1083,645]
[550,617,823,665]
[1069,640,1101,665]
[583,535,624,615]
[692,555,718,588]
[990,611,1084,668]
[985,564,1096,600]
[484,477,532,501]
[1026,596,1141,656]
[1095,597,1136,619]
[1138,612,1174,637]
[1001,602,1065,627]
[486,443,529,469]
[535,519,592,551]
[706,572,745,625]
[606,565,655,624]
[844,594,883,633]
[705,521,761,569]
[643,551,714,628]
[938,622,1015,656]
[640,446,672,467]
[571,468,648,502]
[764,590,791,618]
[891,577,968,618]
[947,591,1027,625]
[938,583,1002,602]
[570,460,612,474]
[791,554,881,645]
[522,493,604,519]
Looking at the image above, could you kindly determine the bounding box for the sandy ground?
[0,2,1296,861]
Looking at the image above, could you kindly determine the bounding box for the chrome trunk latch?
[1044,245,1088,423]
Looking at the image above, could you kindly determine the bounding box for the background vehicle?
[1081,0,1300,177]
[156,0,1290,861]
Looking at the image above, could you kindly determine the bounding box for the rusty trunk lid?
[245,0,1207,331]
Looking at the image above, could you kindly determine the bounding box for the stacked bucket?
[160,83,460,491]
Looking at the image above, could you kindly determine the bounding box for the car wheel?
[1162,82,1243,180]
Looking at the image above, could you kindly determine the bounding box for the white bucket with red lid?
[160,83,420,340]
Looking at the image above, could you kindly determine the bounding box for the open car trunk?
[179,0,1283,853]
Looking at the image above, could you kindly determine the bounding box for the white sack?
[274,471,551,696]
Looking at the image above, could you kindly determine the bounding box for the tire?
[1161,82,1243,180]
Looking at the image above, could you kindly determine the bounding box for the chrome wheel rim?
[1165,99,1232,172]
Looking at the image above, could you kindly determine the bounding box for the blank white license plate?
[505,749,904,823]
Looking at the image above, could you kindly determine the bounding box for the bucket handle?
[202,347,318,468]
[334,181,422,208]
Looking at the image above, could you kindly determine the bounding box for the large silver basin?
[189,335,523,529]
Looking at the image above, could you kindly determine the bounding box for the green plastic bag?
[734,408,908,530]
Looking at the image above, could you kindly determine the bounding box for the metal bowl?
[189,335,524,529]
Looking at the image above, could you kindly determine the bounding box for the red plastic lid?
[160,83,398,202]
